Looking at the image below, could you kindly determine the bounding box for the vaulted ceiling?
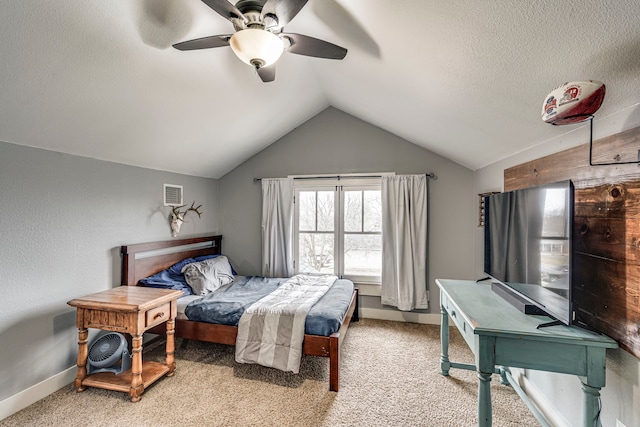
[1,0,639,178]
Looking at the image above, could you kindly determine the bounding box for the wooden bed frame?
[120,234,359,392]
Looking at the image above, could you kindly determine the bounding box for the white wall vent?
[164,184,183,206]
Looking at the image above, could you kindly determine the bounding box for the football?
[541,80,606,125]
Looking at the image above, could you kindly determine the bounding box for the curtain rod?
[253,173,436,182]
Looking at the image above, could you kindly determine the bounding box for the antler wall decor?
[169,201,203,237]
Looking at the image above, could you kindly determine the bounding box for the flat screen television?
[483,180,574,326]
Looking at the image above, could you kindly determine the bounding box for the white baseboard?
[360,307,441,325]
[0,366,76,421]
[509,369,570,427]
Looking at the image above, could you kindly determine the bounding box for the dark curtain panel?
[488,188,545,285]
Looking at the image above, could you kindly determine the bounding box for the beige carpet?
[1,319,539,426]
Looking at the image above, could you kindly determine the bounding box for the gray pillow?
[181,256,235,295]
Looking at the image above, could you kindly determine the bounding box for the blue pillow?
[167,257,198,276]
[140,258,196,296]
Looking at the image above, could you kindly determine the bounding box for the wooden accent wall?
[504,125,640,359]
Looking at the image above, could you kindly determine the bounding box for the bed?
[120,234,359,392]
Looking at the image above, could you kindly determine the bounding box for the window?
[294,178,382,284]
[540,187,570,290]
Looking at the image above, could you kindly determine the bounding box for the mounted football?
[541,80,606,125]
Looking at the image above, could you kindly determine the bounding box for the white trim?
[360,308,440,325]
[0,367,76,421]
[509,369,571,427]
[355,283,382,296]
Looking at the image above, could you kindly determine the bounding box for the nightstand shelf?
[81,361,171,393]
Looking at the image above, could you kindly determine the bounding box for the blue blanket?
[184,276,354,336]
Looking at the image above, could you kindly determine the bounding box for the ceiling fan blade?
[311,0,380,58]
[283,33,347,60]
[261,0,308,28]
[257,64,276,82]
[201,0,246,21]
[173,35,231,51]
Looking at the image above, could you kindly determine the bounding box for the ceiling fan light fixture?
[230,29,284,68]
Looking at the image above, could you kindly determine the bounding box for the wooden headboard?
[120,235,222,286]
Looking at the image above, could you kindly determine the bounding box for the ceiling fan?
[173,0,348,82]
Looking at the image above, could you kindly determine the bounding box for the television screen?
[484,180,574,325]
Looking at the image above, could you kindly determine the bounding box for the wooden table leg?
[498,366,510,385]
[440,304,451,376]
[74,327,88,392]
[477,370,492,426]
[477,337,496,427]
[129,334,143,402]
[581,382,602,427]
[165,318,176,376]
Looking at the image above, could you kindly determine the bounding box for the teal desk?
[436,279,617,427]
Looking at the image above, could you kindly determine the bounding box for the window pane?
[344,234,381,277]
[316,191,334,231]
[344,191,362,232]
[363,190,381,232]
[294,181,382,283]
[299,191,316,231]
[298,233,334,274]
[542,188,567,237]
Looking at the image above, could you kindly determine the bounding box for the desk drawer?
[146,303,170,328]
[449,307,468,334]
[443,295,475,348]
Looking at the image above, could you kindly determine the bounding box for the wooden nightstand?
[68,286,183,402]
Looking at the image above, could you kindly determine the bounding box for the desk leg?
[74,327,88,392]
[477,371,492,426]
[581,382,602,427]
[440,304,451,376]
[165,318,176,376]
[477,337,495,427]
[129,334,143,403]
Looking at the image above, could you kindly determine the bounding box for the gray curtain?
[381,175,428,311]
[487,189,545,284]
[261,178,294,277]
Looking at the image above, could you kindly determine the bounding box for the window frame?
[293,177,382,284]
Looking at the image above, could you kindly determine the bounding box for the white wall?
[218,107,477,316]
[473,104,640,427]
[0,141,219,413]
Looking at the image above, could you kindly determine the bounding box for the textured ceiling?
[1,0,639,178]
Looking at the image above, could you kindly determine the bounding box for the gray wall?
[0,141,219,402]
[473,106,640,427]
[218,107,477,314]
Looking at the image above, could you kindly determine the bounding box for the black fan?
[87,333,131,375]
[173,0,347,82]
